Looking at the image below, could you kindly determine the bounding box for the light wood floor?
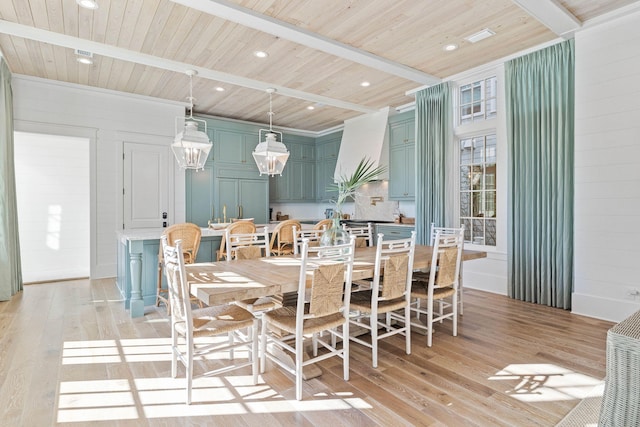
[0,278,613,426]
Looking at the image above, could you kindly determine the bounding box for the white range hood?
[334,107,390,181]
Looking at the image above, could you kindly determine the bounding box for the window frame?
[451,69,501,250]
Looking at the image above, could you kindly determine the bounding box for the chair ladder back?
[345,222,374,247]
[162,236,192,325]
[381,255,410,299]
[432,230,464,289]
[296,236,356,321]
[376,232,416,300]
[430,222,466,246]
[219,220,257,260]
[226,227,269,260]
[309,263,346,317]
[293,226,323,255]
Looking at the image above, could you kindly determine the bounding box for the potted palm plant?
[320,157,387,246]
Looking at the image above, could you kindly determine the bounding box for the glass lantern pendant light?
[171,70,212,171]
[252,88,290,176]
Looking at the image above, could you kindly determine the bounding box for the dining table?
[187,244,487,308]
[185,244,486,379]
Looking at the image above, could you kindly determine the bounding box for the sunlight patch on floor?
[489,363,602,402]
[58,339,371,423]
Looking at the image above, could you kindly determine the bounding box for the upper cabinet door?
[215,129,246,164]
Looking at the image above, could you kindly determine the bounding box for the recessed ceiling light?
[360,81,371,87]
[215,87,225,92]
[306,105,315,110]
[464,28,495,44]
[443,44,458,52]
[254,51,268,58]
[74,48,94,64]
[76,0,99,10]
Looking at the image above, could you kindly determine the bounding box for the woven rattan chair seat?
[263,305,346,335]
[350,290,407,313]
[410,282,456,300]
[174,304,255,337]
[235,296,278,312]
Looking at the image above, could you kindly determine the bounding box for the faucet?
[370,196,384,206]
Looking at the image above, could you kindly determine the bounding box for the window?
[459,76,497,124]
[459,134,496,246]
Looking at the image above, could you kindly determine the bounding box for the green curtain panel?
[0,56,22,301]
[505,39,574,309]
[415,82,452,245]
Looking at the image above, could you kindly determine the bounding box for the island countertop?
[117,223,315,244]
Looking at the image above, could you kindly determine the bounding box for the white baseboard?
[572,292,640,323]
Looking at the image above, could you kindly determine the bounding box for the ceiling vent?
[464,28,495,44]
[74,49,93,59]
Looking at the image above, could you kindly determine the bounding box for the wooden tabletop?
[187,245,487,306]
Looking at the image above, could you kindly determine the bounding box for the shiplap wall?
[12,75,185,279]
[572,10,640,322]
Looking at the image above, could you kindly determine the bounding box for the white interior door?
[123,142,169,229]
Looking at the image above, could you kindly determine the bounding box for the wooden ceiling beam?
[0,19,378,114]
[511,0,581,37]
[170,0,440,86]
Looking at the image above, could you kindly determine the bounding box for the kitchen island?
[116,222,315,317]
[116,227,226,317]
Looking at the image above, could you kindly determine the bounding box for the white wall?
[14,132,90,283]
[12,75,185,279]
[572,10,640,322]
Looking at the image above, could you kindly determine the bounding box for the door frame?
[14,120,98,278]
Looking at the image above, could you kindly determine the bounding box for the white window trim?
[449,65,507,253]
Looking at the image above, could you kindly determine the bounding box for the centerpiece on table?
[320,157,387,246]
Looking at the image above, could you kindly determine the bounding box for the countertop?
[117,223,315,243]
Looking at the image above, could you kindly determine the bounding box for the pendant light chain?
[268,90,274,131]
[187,72,195,120]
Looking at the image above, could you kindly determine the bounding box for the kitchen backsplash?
[354,181,398,221]
[270,180,415,221]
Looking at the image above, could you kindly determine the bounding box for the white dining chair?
[349,231,416,368]
[260,236,357,400]
[162,236,259,404]
[343,222,374,247]
[292,225,324,255]
[409,228,464,347]
[414,222,466,315]
[226,227,281,314]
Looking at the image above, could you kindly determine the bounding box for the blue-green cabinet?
[269,136,316,202]
[388,114,415,201]
[315,132,341,203]
[186,116,269,225]
[215,177,268,223]
[214,128,257,170]
[186,163,214,227]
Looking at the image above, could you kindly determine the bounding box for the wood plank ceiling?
[0,0,638,132]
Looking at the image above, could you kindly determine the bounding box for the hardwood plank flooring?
[0,278,613,426]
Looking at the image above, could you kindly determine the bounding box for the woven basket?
[599,309,640,426]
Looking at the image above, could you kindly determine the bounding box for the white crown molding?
[171,0,440,86]
[0,19,377,115]
[12,74,188,108]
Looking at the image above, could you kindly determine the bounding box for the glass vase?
[320,216,349,247]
